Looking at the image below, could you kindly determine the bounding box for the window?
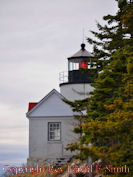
[48,122,61,141]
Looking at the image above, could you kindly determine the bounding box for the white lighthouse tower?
[59,43,94,101]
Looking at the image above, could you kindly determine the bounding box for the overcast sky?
[0,0,118,168]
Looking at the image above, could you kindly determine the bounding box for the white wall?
[28,91,74,117]
[29,116,78,159]
[60,83,94,101]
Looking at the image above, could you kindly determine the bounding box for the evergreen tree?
[65,0,133,176]
[82,47,133,176]
[87,0,132,71]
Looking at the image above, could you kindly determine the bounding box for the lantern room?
[68,43,92,71]
[67,43,94,84]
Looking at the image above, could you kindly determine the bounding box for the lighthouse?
[26,42,95,167]
[59,43,94,101]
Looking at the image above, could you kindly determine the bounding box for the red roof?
[28,102,38,111]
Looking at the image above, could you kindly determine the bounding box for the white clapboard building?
[26,43,94,166]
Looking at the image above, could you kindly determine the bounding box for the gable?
[26,89,74,118]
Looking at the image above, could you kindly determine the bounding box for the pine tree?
[65,0,133,176]
[82,47,133,176]
[87,0,132,71]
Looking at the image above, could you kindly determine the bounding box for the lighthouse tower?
[59,43,94,101]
